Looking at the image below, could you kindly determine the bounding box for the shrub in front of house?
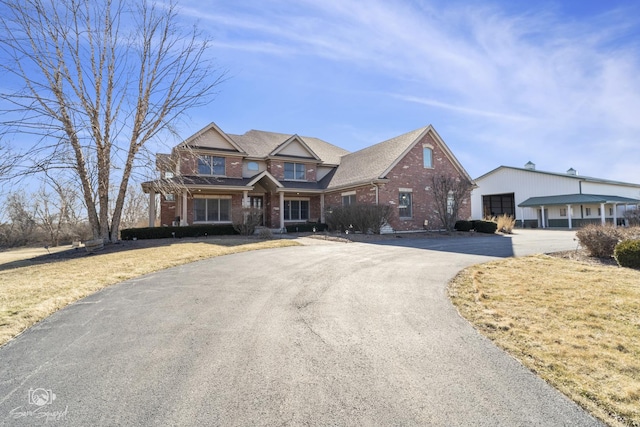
[575,224,623,258]
[121,224,238,240]
[325,205,393,234]
[614,239,640,269]
[231,207,264,236]
[474,220,498,234]
[454,220,473,232]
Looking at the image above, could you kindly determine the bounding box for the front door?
[250,196,264,226]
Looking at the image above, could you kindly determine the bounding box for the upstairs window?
[198,156,225,175]
[423,147,433,168]
[399,192,412,218]
[284,162,306,180]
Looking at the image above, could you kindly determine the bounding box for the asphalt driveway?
[0,230,602,426]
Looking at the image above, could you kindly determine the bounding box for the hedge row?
[285,223,328,233]
[121,224,238,240]
[454,220,498,234]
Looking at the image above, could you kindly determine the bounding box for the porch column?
[320,194,325,223]
[600,203,606,225]
[181,191,188,226]
[279,191,285,230]
[243,190,249,207]
[567,204,572,229]
[148,188,156,227]
[540,205,546,229]
[613,203,618,228]
[520,207,525,228]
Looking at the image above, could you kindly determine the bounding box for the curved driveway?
[0,230,602,426]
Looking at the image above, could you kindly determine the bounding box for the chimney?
[524,161,535,170]
[567,168,577,176]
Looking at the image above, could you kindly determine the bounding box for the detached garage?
[471,162,640,229]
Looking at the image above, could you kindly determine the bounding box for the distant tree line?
[0,182,151,248]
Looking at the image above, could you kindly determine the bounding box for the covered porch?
[518,194,640,229]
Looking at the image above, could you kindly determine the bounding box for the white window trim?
[341,190,356,196]
[423,144,434,169]
[398,191,413,219]
[193,196,232,223]
[283,162,307,181]
[284,198,310,222]
[197,155,226,176]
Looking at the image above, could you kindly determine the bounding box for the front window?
[560,208,567,217]
[585,207,592,216]
[399,192,412,218]
[342,194,356,206]
[194,198,231,222]
[284,162,306,180]
[198,156,225,175]
[284,200,309,221]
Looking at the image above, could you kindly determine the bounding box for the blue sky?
[167,0,640,182]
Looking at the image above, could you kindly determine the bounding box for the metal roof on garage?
[518,193,640,207]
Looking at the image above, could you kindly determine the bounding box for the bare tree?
[1,193,38,247]
[430,174,473,232]
[119,185,151,229]
[0,0,224,242]
[34,175,82,246]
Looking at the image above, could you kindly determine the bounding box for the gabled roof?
[246,170,283,188]
[228,130,349,165]
[519,194,640,207]
[326,125,472,190]
[476,166,640,188]
[180,122,247,154]
[269,134,321,160]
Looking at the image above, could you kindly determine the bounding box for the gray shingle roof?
[519,193,640,207]
[228,130,349,165]
[326,127,428,189]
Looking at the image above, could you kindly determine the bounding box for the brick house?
[142,122,473,232]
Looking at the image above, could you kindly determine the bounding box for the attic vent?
[524,161,535,170]
[567,168,577,176]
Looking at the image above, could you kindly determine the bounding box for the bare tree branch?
[430,174,473,232]
[0,0,225,241]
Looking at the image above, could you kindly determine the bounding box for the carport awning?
[518,193,640,207]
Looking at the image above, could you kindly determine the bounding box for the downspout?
[371,181,379,205]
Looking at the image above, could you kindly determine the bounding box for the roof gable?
[228,130,349,164]
[181,122,246,153]
[327,125,472,190]
[270,135,320,160]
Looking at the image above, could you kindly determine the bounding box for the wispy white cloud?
[179,0,640,181]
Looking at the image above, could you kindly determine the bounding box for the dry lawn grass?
[449,255,640,427]
[0,239,298,347]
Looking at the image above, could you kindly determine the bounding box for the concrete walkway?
[0,230,602,426]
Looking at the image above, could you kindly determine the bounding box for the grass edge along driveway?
[0,239,299,347]
[449,254,640,427]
